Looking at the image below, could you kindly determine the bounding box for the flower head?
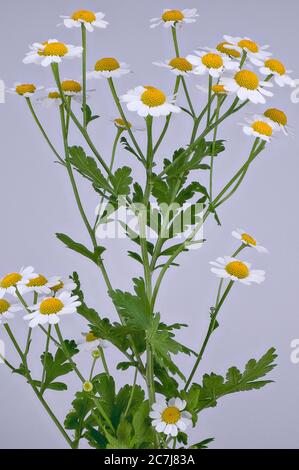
[232,229,268,253]
[8,83,43,98]
[50,278,76,295]
[24,292,81,328]
[87,58,130,79]
[23,39,82,67]
[61,10,108,32]
[38,89,63,108]
[153,57,195,76]
[0,267,36,298]
[262,108,290,135]
[210,257,265,285]
[121,86,181,118]
[222,36,272,66]
[187,50,239,78]
[260,59,295,88]
[20,275,61,295]
[220,70,273,104]
[0,299,22,324]
[78,332,108,353]
[150,8,198,29]
[150,398,192,437]
[242,115,275,142]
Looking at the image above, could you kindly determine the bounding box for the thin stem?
[99,347,110,376]
[89,357,98,381]
[81,24,87,128]
[124,368,138,417]
[181,77,196,118]
[209,96,221,201]
[206,75,213,126]
[25,98,64,164]
[184,281,234,390]
[171,27,180,56]
[55,324,85,383]
[41,325,52,391]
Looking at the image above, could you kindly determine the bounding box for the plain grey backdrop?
[0,0,298,449]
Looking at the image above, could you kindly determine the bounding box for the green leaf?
[56,233,105,263]
[64,391,94,435]
[120,136,143,162]
[68,146,113,194]
[190,438,214,449]
[82,105,100,126]
[205,139,226,157]
[111,166,132,196]
[117,361,139,371]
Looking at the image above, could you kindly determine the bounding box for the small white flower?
[24,292,81,328]
[0,299,22,324]
[77,332,109,353]
[186,50,239,78]
[0,267,36,298]
[150,398,192,437]
[38,88,63,108]
[87,58,130,79]
[262,108,291,136]
[242,115,275,142]
[232,229,269,253]
[23,39,82,67]
[223,36,272,66]
[259,59,295,88]
[60,10,108,32]
[121,86,181,118]
[153,57,195,76]
[210,257,265,285]
[19,275,61,295]
[50,278,76,295]
[150,8,198,29]
[220,69,273,104]
[8,83,43,98]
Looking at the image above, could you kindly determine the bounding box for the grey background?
[0,0,298,449]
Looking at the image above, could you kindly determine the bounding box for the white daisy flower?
[262,108,291,136]
[216,41,242,60]
[0,299,22,324]
[186,50,239,78]
[111,117,144,132]
[210,257,265,285]
[121,86,181,118]
[196,84,229,96]
[232,229,268,253]
[87,58,130,79]
[60,10,108,32]
[0,267,36,298]
[19,275,61,295]
[150,398,192,437]
[259,59,295,88]
[23,292,81,328]
[223,36,272,66]
[50,278,76,295]
[8,82,43,98]
[153,57,195,76]
[77,332,109,353]
[150,8,198,29]
[23,39,82,67]
[242,115,275,142]
[38,89,63,108]
[220,70,273,104]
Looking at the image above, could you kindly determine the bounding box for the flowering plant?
[1,6,293,449]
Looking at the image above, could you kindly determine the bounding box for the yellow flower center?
[114,118,132,129]
[226,261,249,279]
[264,108,287,126]
[61,80,82,93]
[86,332,98,343]
[252,121,273,137]
[0,273,22,289]
[95,58,120,72]
[51,281,64,293]
[162,406,181,424]
[40,298,64,315]
[212,84,227,94]
[238,39,259,53]
[48,92,60,99]
[71,10,96,23]
[264,59,286,76]
[217,42,241,58]
[169,57,193,72]
[43,42,69,57]
[202,53,224,69]
[15,84,36,96]
[26,275,48,288]
[0,299,10,314]
[235,70,259,90]
[162,10,184,22]
[141,87,166,107]
[241,233,257,246]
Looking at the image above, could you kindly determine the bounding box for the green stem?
[25,98,64,164]
[206,75,213,126]
[209,96,221,201]
[124,368,138,417]
[181,77,196,118]
[89,357,98,381]
[171,26,180,56]
[81,24,87,128]
[41,325,52,392]
[99,347,110,376]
